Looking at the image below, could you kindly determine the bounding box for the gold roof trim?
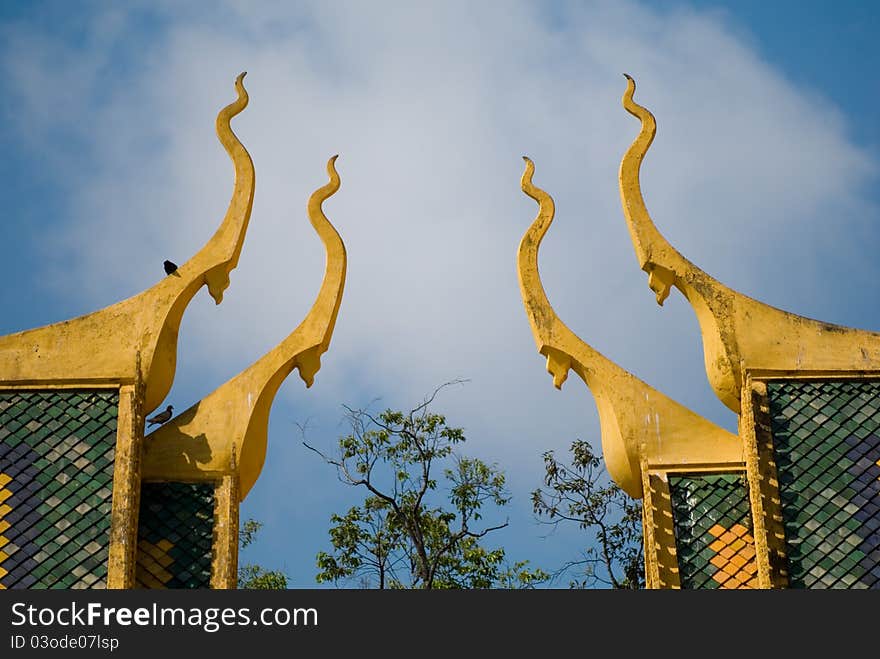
[518,157,740,498]
[0,73,256,413]
[619,74,880,413]
[142,156,346,499]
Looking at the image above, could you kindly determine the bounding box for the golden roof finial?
[143,156,347,499]
[619,75,880,412]
[518,157,740,498]
[0,73,256,412]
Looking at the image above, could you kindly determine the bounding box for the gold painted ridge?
[143,156,346,500]
[619,74,880,413]
[518,156,740,497]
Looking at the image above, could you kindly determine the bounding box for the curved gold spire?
[0,73,256,412]
[619,74,880,412]
[143,156,346,499]
[518,157,739,497]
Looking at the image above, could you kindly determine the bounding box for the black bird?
[163,260,178,275]
[146,405,174,427]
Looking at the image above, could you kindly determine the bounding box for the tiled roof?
[0,390,117,589]
[669,473,756,589]
[136,482,215,588]
[768,380,880,588]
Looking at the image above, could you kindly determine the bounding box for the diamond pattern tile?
[135,482,215,588]
[0,390,117,589]
[768,380,880,589]
[669,473,756,589]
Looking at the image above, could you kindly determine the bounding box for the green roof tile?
[136,482,215,589]
[1,390,117,589]
[768,380,880,589]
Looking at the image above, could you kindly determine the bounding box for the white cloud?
[2,0,877,585]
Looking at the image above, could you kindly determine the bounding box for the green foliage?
[237,518,289,589]
[532,439,644,589]
[239,518,263,549]
[237,564,289,590]
[307,382,548,589]
[315,496,405,588]
[431,536,548,589]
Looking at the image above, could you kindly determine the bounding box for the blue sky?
[1,0,878,588]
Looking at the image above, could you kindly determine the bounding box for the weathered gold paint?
[0,73,255,414]
[619,75,880,413]
[739,377,769,588]
[142,156,346,500]
[640,471,659,588]
[741,376,790,588]
[106,383,142,588]
[210,475,240,589]
[517,157,741,497]
[644,471,681,589]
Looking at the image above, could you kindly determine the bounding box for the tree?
[237,518,289,589]
[532,439,644,589]
[305,381,548,589]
